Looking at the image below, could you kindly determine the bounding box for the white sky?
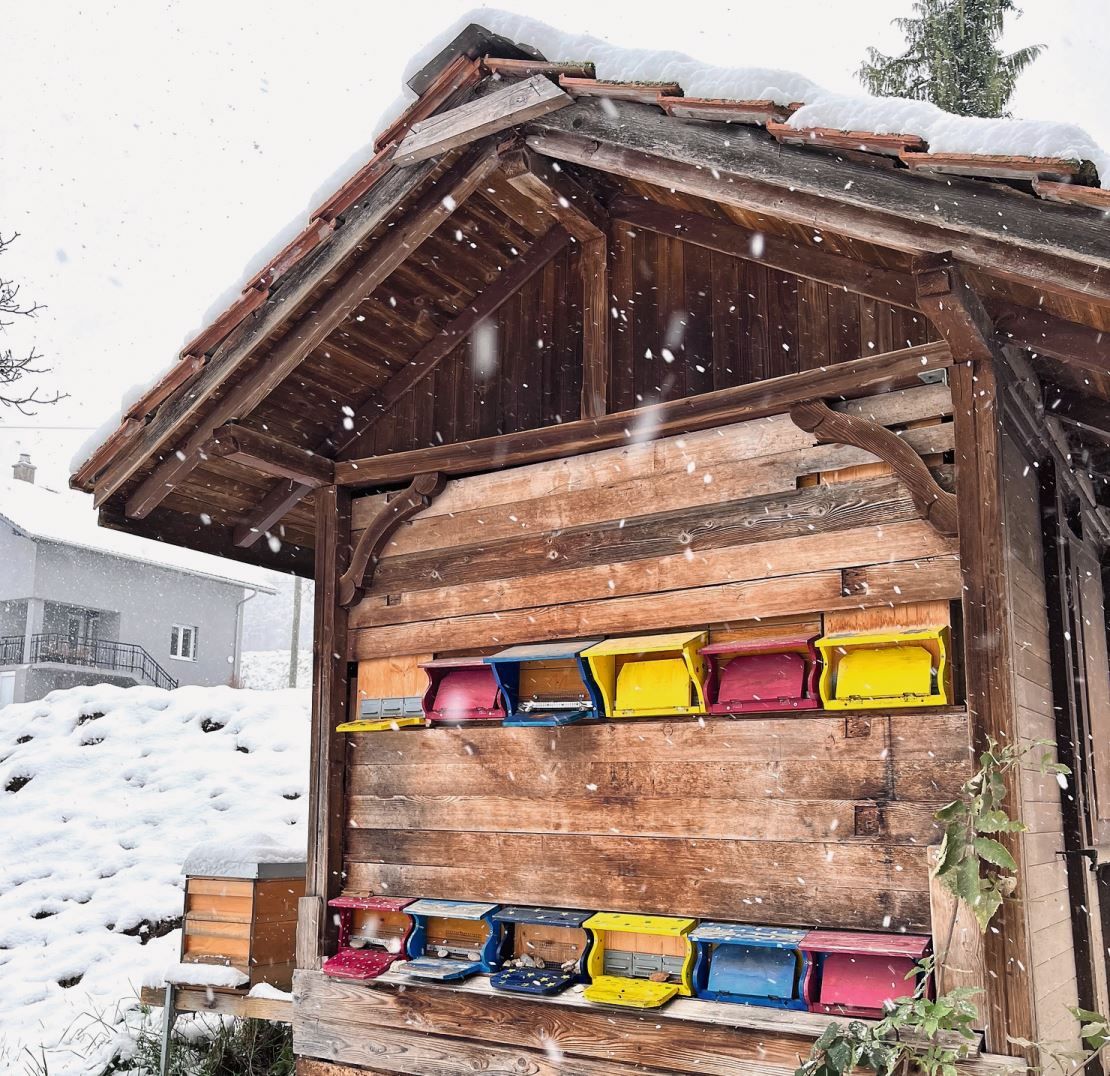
[2,0,1108,490]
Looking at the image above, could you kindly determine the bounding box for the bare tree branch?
[0,232,65,414]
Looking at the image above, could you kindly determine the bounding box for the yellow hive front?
[817,626,951,709]
[583,911,696,1008]
[583,633,708,718]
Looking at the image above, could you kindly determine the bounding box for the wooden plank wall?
[337,382,968,936]
[1000,429,1082,1051]
[347,382,958,657]
[361,235,938,456]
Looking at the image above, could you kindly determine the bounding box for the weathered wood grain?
[348,555,961,657]
[394,75,570,165]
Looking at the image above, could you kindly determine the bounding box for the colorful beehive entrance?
[485,640,603,725]
[583,632,708,718]
[817,627,951,709]
[691,923,809,1008]
[489,907,592,995]
[700,636,820,713]
[419,657,506,724]
[322,896,414,980]
[801,930,932,1017]
[395,899,501,981]
[583,912,696,1008]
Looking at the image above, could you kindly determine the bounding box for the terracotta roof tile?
[659,97,799,125]
[1033,178,1110,209]
[558,75,683,104]
[899,151,1084,183]
[767,121,926,156]
[180,285,268,360]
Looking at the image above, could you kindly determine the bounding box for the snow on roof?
[72,9,1110,490]
[0,476,278,592]
[0,682,308,1073]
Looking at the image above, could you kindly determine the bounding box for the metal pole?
[158,983,175,1076]
[288,575,303,688]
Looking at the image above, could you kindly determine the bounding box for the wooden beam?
[790,399,958,535]
[989,299,1110,377]
[88,154,443,505]
[393,74,570,166]
[580,236,609,418]
[338,472,446,607]
[913,253,1000,363]
[207,423,334,487]
[233,481,317,548]
[612,196,918,310]
[334,341,953,488]
[298,485,351,972]
[119,143,502,521]
[525,98,1110,304]
[139,985,291,1023]
[950,359,1036,1058]
[502,147,607,241]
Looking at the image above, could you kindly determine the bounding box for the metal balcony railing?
[0,635,23,665]
[29,633,179,691]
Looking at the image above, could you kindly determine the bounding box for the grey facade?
[0,462,273,706]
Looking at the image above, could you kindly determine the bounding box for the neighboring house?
[0,454,276,705]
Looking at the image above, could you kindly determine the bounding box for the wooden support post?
[950,358,1036,1060]
[929,846,988,1029]
[580,236,609,419]
[298,485,352,972]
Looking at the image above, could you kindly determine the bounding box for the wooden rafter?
[333,342,953,488]
[234,223,574,547]
[502,148,606,241]
[206,423,334,488]
[337,472,447,607]
[119,142,502,521]
[612,197,918,309]
[525,98,1110,305]
[88,155,444,505]
[989,300,1110,377]
[913,253,1000,363]
[789,399,958,536]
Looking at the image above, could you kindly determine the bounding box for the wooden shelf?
[298,970,1023,1074]
[140,984,291,1023]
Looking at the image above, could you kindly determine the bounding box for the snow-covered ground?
[239,649,313,691]
[0,683,310,1074]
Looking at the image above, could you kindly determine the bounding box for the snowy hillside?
[0,684,310,1074]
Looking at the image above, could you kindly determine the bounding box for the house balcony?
[0,632,179,691]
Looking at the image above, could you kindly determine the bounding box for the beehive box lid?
[584,631,705,657]
[584,911,695,935]
[493,906,592,927]
[405,898,498,919]
[800,930,930,958]
[182,837,306,880]
[488,640,602,663]
[690,923,807,948]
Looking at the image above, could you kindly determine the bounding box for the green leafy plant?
[794,958,981,1076]
[932,738,1068,931]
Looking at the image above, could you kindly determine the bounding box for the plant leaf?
[973,837,1017,871]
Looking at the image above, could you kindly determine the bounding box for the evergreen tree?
[858,0,1043,118]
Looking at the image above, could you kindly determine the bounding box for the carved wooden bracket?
[790,399,959,537]
[337,472,447,607]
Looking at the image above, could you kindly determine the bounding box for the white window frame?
[170,624,198,662]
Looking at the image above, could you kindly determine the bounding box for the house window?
[170,625,198,662]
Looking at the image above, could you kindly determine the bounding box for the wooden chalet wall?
[361,233,937,456]
[290,380,992,1076]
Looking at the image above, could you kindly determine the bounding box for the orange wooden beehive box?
[180,852,306,991]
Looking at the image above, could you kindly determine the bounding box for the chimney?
[12,453,36,484]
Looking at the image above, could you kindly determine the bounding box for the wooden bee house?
[180,859,305,991]
[322,895,415,980]
[583,911,696,1008]
[691,923,809,1009]
[419,657,506,724]
[700,635,821,713]
[817,626,951,709]
[583,632,708,718]
[394,899,503,981]
[489,906,593,995]
[485,640,603,725]
[800,930,932,1018]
